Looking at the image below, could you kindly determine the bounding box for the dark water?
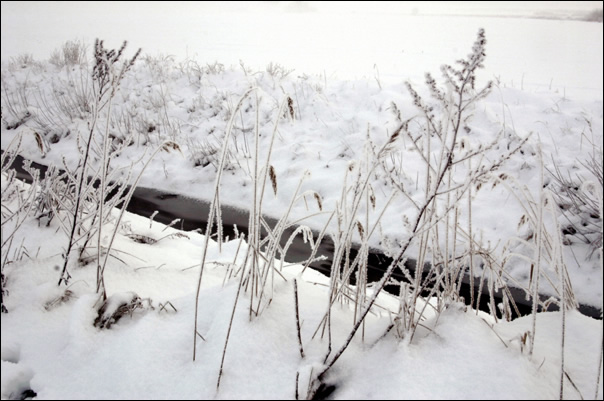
[3,152,601,319]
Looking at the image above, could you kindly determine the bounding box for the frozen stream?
[4,152,601,319]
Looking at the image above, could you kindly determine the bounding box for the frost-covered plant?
[193,88,259,361]
[1,135,39,313]
[497,144,588,398]
[187,135,235,170]
[310,138,400,349]
[49,39,88,67]
[57,39,141,292]
[191,89,328,393]
[2,39,179,304]
[177,58,205,85]
[140,53,176,82]
[547,142,602,256]
[2,52,94,139]
[8,54,42,71]
[306,28,529,399]
[266,62,294,87]
[204,61,225,75]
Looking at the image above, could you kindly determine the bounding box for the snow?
[0,203,601,399]
[1,7,603,401]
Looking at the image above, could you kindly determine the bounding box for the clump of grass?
[8,53,43,71]
[190,86,330,394]
[126,231,189,245]
[2,50,93,137]
[94,292,145,329]
[7,39,181,309]
[44,289,74,311]
[1,135,40,313]
[186,135,233,170]
[494,141,596,398]
[193,86,259,360]
[49,39,88,67]
[547,135,602,257]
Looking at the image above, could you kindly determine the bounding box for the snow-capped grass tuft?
[93,291,146,329]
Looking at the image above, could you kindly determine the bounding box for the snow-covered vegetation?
[1,25,602,400]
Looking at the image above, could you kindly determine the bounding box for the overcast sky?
[2,1,601,60]
[1,1,602,98]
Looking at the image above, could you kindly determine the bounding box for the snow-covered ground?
[1,203,600,399]
[1,7,603,401]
